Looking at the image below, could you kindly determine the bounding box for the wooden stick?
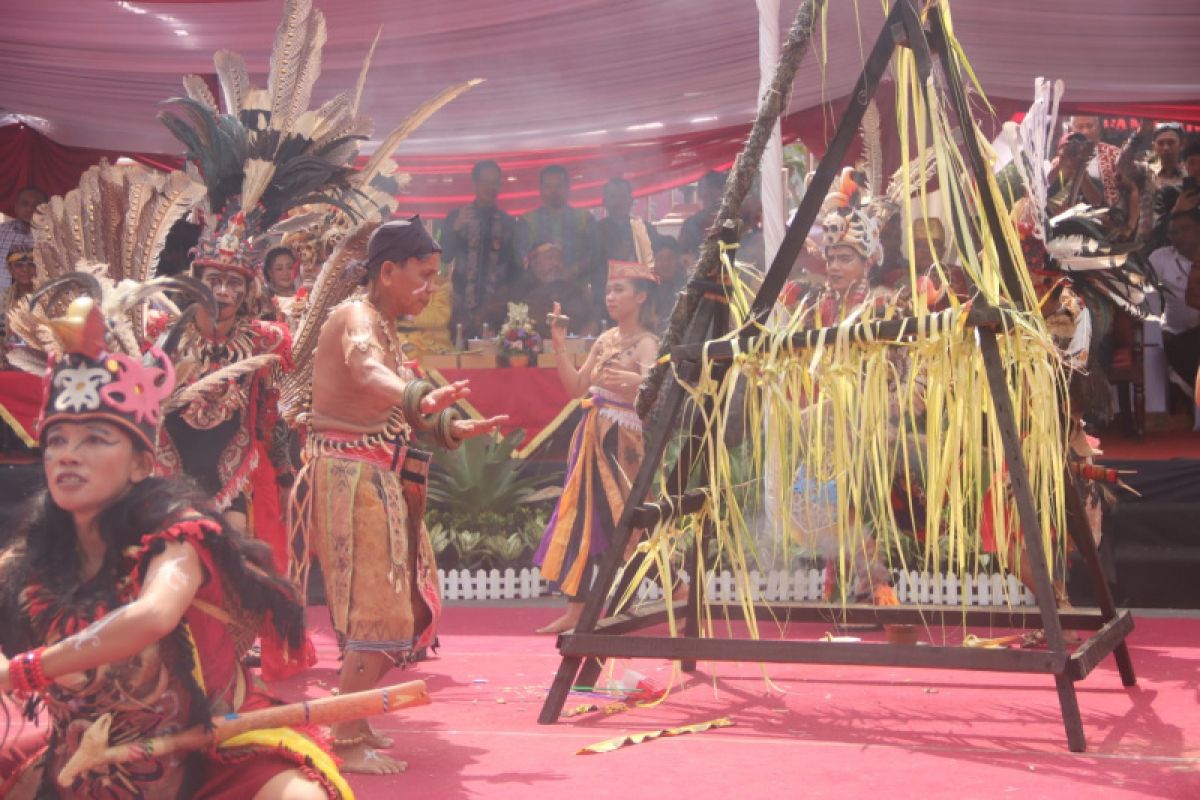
[637,0,820,420]
[58,680,429,787]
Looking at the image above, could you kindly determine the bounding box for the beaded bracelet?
[25,648,50,692]
[8,648,49,696]
[401,380,437,432]
[8,654,31,695]
[433,408,464,450]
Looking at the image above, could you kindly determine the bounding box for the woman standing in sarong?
[534,261,660,634]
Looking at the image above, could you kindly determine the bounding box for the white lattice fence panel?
[436,568,1037,605]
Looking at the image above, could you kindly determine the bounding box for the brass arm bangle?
[434,408,464,450]
[401,379,437,431]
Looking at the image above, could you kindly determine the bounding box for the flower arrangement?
[497,302,542,366]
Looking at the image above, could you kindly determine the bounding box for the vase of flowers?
[497,302,541,368]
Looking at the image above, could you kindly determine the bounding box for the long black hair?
[631,276,659,332]
[0,474,308,790]
[0,475,304,654]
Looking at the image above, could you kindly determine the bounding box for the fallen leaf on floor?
[577,717,733,755]
[563,704,599,718]
[563,703,599,718]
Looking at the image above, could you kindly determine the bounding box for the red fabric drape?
[0,123,190,216]
[0,124,122,216]
[0,371,43,445]
[432,367,571,440]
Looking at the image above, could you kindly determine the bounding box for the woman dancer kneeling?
[534,260,660,634]
[0,302,349,798]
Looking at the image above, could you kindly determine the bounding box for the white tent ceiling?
[1,0,1196,157]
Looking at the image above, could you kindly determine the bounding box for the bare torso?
[310,298,413,435]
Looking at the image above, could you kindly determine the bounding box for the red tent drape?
[0,124,122,216]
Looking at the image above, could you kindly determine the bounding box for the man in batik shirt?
[517,165,597,292]
[443,159,521,337]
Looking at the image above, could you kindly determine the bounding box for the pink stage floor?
[265,604,1200,800]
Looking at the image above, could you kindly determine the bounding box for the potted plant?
[497,302,542,367]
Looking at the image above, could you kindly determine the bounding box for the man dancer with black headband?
[298,217,506,773]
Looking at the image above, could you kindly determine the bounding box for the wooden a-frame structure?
[537,0,1136,752]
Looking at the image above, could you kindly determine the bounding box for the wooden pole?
[638,0,821,420]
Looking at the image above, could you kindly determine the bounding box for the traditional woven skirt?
[297,434,441,660]
[534,391,644,598]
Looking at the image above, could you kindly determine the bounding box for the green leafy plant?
[426,430,563,570]
[427,429,562,513]
[428,510,552,571]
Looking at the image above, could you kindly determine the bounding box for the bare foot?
[335,741,407,775]
[536,607,582,634]
[365,725,394,750]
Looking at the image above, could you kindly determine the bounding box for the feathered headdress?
[5,162,218,447]
[1000,78,1146,318]
[818,102,941,268]
[162,0,479,279]
[820,167,882,264]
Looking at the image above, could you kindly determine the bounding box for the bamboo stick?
[58,680,429,787]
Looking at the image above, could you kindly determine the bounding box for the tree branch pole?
[636,0,821,421]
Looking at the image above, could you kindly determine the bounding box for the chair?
[1107,309,1145,439]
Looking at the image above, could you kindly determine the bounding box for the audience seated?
[679,170,726,255]
[517,165,596,293]
[1150,207,1200,411]
[0,186,46,293]
[509,241,598,340]
[651,237,687,330]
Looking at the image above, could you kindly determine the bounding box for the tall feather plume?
[182,74,219,113]
[31,197,68,280]
[77,169,105,265]
[268,0,315,132]
[357,79,484,187]
[281,221,375,416]
[121,174,158,280]
[310,92,353,141]
[4,344,48,375]
[214,50,250,114]
[165,354,282,412]
[157,97,248,216]
[21,163,203,358]
[1001,77,1063,243]
[859,100,883,197]
[98,165,128,276]
[281,10,326,134]
[885,149,938,207]
[312,116,374,154]
[128,171,206,283]
[63,192,86,273]
[352,27,382,116]
[5,302,56,361]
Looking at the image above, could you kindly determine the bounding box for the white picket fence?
[437,567,1037,606]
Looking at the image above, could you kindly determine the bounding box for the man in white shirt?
[1149,208,1200,391]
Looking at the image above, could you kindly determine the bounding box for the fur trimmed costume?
[0,515,349,800]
